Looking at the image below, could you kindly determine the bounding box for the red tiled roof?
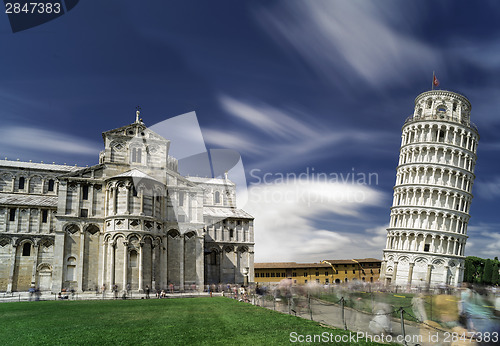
[254,262,330,269]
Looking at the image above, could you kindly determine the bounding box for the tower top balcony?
[404,90,478,133]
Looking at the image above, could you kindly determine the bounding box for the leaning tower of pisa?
[380,90,479,287]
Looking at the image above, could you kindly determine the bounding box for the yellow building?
[254,258,381,285]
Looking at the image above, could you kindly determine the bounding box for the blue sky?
[1,1,499,262]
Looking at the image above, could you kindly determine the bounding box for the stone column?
[125,185,130,214]
[444,265,450,285]
[163,236,168,288]
[248,250,255,283]
[31,243,39,286]
[7,244,17,292]
[113,187,118,215]
[454,265,461,286]
[379,261,386,281]
[179,236,184,291]
[104,187,109,216]
[138,242,144,292]
[123,241,128,292]
[195,235,205,292]
[15,208,20,233]
[100,240,107,289]
[140,189,144,215]
[219,251,224,284]
[75,183,81,216]
[392,261,398,286]
[108,242,115,286]
[27,208,32,233]
[234,250,239,284]
[151,243,156,290]
[407,262,414,286]
[89,185,94,216]
[78,231,85,291]
[426,264,433,286]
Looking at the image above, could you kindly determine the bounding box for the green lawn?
[0,297,384,345]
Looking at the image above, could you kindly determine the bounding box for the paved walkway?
[253,296,454,346]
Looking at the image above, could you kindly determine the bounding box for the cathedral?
[0,115,254,293]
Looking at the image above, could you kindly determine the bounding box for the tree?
[464,258,475,283]
[492,263,499,286]
[483,259,493,285]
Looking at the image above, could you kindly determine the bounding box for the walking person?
[145,285,150,299]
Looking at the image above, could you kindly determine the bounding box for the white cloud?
[466,223,500,258]
[244,179,386,262]
[0,126,99,156]
[202,129,263,155]
[218,95,317,139]
[256,1,439,87]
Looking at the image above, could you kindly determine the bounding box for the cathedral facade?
[0,118,254,293]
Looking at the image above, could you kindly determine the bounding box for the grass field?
[0,297,385,345]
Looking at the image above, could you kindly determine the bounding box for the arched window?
[209,251,218,265]
[214,191,220,204]
[131,147,142,163]
[47,179,55,192]
[82,185,89,200]
[66,257,77,281]
[130,250,138,267]
[22,243,31,256]
[18,177,25,190]
[229,229,234,239]
[9,208,16,222]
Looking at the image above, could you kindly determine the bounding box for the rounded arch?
[0,237,11,247]
[16,237,35,247]
[84,223,100,235]
[237,245,249,253]
[127,233,140,243]
[142,234,154,244]
[37,263,53,272]
[223,245,234,253]
[66,256,77,264]
[167,229,180,238]
[432,258,444,266]
[184,231,196,239]
[64,223,80,234]
[208,246,221,253]
[112,233,126,241]
[39,237,54,248]
[214,190,221,204]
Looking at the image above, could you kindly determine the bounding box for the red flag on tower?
[433,72,439,88]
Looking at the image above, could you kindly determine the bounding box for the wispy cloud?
[218,95,317,139]
[256,1,439,88]
[203,95,393,171]
[0,126,100,156]
[245,179,386,262]
[467,222,500,258]
[475,177,500,200]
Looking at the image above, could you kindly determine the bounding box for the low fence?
[226,285,500,345]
